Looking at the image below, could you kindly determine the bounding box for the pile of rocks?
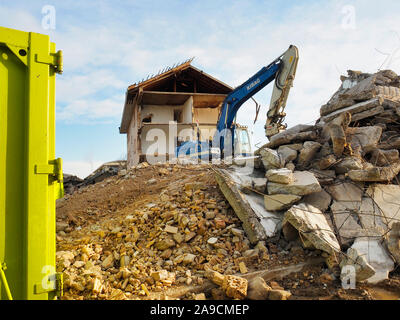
[56,165,273,300]
[251,70,400,283]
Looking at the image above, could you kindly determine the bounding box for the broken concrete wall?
[217,69,400,284]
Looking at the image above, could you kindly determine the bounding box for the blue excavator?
[176,45,299,160]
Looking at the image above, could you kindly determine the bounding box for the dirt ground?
[56,164,400,300]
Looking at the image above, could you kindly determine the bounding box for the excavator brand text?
[246,78,260,91]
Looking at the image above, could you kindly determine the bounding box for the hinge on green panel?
[35,158,64,199]
[35,158,62,180]
[34,272,63,298]
[35,50,63,74]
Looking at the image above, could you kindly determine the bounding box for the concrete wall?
[193,107,219,124]
[140,124,196,161]
[127,102,139,168]
[140,105,174,123]
[182,96,193,123]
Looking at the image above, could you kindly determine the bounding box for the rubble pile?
[56,163,282,300]
[56,69,400,300]
[63,174,83,195]
[246,70,400,283]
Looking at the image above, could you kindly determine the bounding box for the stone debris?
[268,289,292,300]
[386,222,400,264]
[347,238,395,284]
[266,168,294,184]
[283,203,340,256]
[57,163,268,300]
[56,69,400,300]
[259,148,283,170]
[267,171,322,196]
[205,270,248,300]
[246,276,271,300]
[216,69,400,285]
[222,275,248,299]
[263,194,301,212]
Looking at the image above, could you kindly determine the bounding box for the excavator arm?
[176,45,299,159]
[215,45,299,152]
[265,45,299,138]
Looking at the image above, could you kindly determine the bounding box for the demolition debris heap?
[249,69,400,283]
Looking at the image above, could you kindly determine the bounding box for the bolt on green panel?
[0,26,63,300]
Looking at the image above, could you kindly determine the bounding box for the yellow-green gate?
[0,26,63,300]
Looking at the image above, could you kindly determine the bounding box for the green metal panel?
[0,26,63,300]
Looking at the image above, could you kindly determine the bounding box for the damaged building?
[119,59,234,167]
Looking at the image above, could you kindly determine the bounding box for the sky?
[2,0,400,178]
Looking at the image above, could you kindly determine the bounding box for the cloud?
[4,0,400,148]
[63,160,104,179]
[57,95,124,122]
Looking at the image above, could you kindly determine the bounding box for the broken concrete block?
[205,270,225,286]
[369,149,399,166]
[326,182,363,202]
[346,126,383,155]
[222,275,248,300]
[268,289,292,300]
[283,203,340,255]
[366,184,400,228]
[386,222,400,264]
[164,225,178,234]
[340,247,376,282]
[238,261,248,274]
[322,97,383,123]
[350,238,395,283]
[240,177,267,194]
[216,168,283,241]
[215,169,274,243]
[320,75,379,116]
[358,197,388,234]
[267,124,313,143]
[297,141,321,168]
[309,169,336,185]
[314,154,336,170]
[251,178,268,193]
[267,171,321,196]
[264,126,317,149]
[151,270,169,281]
[329,124,347,157]
[259,148,283,170]
[182,253,196,265]
[277,146,298,165]
[264,194,302,212]
[322,112,352,157]
[155,238,175,250]
[101,255,114,269]
[265,168,294,184]
[331,200,365,244]
[348,161,400,182]
[303,189,332,212]
[334,156,363,174]
[320,97,355,117]
[351,105,384,122]
[247,277,271,300]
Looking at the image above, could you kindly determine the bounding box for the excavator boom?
[265,45,299,137]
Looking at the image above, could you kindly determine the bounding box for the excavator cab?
[234,125,252,156]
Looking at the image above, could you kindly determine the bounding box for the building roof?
[119,59,232,133]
